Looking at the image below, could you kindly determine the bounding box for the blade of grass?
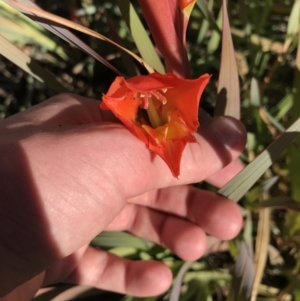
[259,107,285,133]
[196,0,221,34]
[274,94,293,121]
[288,30,300,201]
[4,0,155,74]
[251,200,271,301]
[218,117,300,202]
[226,240,254,301]
[105,11,139,77]
[252,197,300,211]
[116,0,165,74]
[91,231,153,250]
[184,270,231,282]
[248,0,272,34]
[33,285,101,301]
[283,0,300,53]
[250,77,261,107]
[227,211,254,301]
[214,0,240,119]
[169,261,193,301]
[4,0,122,75]
[197,0,214,44]
[0,1,68,60]
[0,34,68,93]
[207,6,222,53]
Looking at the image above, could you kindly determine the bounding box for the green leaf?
[218,117,300,202]
[226,240,254,301]
[4,0,156,74]
[274,94,293,121]
[5,0,123,75]
[169,261,193,301]
[250,77,261,107]
[283,0,300,52]
[105,12,139,77]
[252,196,300,211]
[196,0,221,34]
[0,34,68,93]
[207,7,222,53]
[251,208,271,301]
[0,1,68,60]
[116,0,165,74]
[259,107,285,133]
[197,0,214,44]
[287,0,300,35]
[91,231,153,250]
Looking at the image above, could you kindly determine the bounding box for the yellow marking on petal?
[182,1,195,16]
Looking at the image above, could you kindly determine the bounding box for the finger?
[105,187,242,260]
[127,186,242,240]
[62,115,247,199]
[51,94,247,189]
[205,158,245,187]
[130,115,246,193]
[0,274,44,301]
[43,246,172,297]
[106,204,207,261]
[8,94,246,194]
[0,95,245,290]
[4,107,245,260]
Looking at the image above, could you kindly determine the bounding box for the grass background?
[1,0,300,300]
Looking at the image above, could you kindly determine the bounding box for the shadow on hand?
[0,98,104,297]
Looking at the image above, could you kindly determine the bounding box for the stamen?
[151,91,167,105]
[147,97,164,128]
[143,94,149,109]
[136,92,150,109]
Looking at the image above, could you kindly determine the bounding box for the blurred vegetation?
[1,0,300,300]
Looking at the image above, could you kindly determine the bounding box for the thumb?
[100,115,247,197]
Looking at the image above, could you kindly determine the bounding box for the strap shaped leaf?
[4,0,155,74]
[214,0,240,119]
[218,117,300,202]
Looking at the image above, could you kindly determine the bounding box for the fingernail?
[208,116,246,148]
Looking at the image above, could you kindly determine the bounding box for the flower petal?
[100,73,210,177]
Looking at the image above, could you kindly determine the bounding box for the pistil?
[147,97,164,128]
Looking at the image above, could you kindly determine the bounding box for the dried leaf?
[250,77,261,107]
[105,11,139,77]
[288,30,300,201]
[214,0,240,119]
[169,261,193,301]
[251,208,270,301]
[227,240,254,301]
[0,34,67,93]
[4,0,155,74]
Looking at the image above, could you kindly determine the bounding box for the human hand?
[0,94,246,300]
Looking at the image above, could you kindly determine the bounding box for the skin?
[0,94,247,300]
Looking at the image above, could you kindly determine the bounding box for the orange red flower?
[101,72,210,177]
